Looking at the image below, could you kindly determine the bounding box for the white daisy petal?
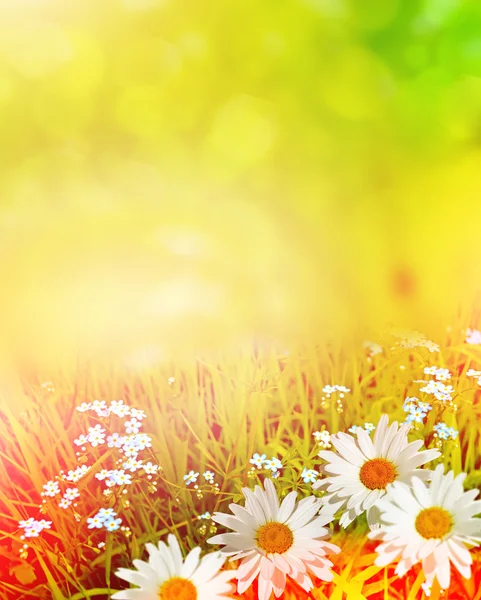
[373,467,481,592]
[115,535,232,599]
[207,478,339,597]
[315,415,438,526]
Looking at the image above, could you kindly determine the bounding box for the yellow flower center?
[158,577,197,600]
[415,507,453,539]
[359,458,397,490]
[256,522,294,554]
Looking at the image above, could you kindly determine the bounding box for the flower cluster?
[18,518,52,539]
[433,422,459,441]
[58,488,80,509]
[402,397,432,424]
[322,384,350,412]
[87,508,122,532]
[313,429,331,449]
[418,379,454,402]
[248,453,283,477]
[322,384,350,398]
[18,398,161,550]
[111,412,481,600]
[391,329,440,352]
[62,465,91,483]
[423,366,451,381]
[348,422,376,435]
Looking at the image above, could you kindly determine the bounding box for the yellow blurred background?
[1,0,481,371]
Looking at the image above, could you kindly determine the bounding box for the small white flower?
[168,376,175,385]
[124,419,141,434]
[113,404,131,418]
[59,498,71,509]
[92,400,107,411]
[98,508,117,520]
[64,465,91,483]
[87,516,104,529]
[42,480,60,497]
[96,408,111,418]
[107,433,125,448]
[76,402,92,413]
[203,470,215,483]
[419,380,454,402]
[424,366,451,381]
[88,431,106,447]
[112,470,132,485]
[141,462,158,475]
[122,458,144,472]
[74,434,89,446]
[249,453,266,469]
[301,468,318,484]
[129,408,146,421]
[183,470,199,485]
[64,488,80,501]
[95,469,113,481]
[466,328,481,345]
[122,445,139,459]
[263,457,282,473]
[467,368,481,378]
[19,518,35,529]
[109,400,129,417]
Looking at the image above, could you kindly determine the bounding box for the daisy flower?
[369,465,481,591]
[208,478,340,600]
[313,414,441,527]
[112,534,235,600]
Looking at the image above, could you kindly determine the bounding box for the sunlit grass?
[1,320,481,599]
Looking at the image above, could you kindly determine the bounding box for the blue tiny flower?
[249,453,267,469]
[104,517,122,532]
[87,516,104,529]
[301,468,318,484]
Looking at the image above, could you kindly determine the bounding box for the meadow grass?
[1,324,481,600]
